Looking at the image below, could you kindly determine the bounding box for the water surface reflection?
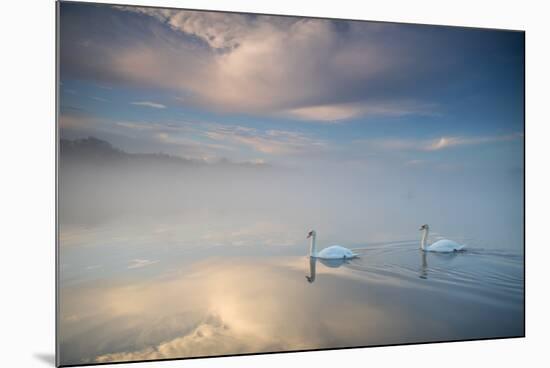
[60,239,523,365]
[306,257,349,283]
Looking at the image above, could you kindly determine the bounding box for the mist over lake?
[60,137,523,250]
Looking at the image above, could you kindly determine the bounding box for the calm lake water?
[58,215,524,366]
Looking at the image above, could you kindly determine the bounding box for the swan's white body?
[420,225,465,253]
[307,230,358,259]
[317,245,356,259]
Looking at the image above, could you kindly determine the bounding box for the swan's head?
[306,230,316,239]
[419,224,429,231]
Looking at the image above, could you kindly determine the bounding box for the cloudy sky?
[59,2,524,168]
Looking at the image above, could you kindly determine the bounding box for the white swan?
[419,224,465,253]
[307,230,358,259]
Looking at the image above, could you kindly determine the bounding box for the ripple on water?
[340,240,523,309]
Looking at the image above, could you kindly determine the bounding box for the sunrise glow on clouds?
[59,3,524,168]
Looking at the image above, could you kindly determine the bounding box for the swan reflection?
[419,251,428,279]
[306,256,349,283]
[419,250,461,280]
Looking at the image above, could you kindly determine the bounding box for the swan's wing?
[318,245,356,259]
[317,246,340,258]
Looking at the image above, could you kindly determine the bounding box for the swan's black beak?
[306,231,313,239]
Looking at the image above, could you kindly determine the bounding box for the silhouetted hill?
[61,137,124,162]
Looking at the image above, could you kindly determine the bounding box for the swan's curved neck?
[309,233,317,257]
[421,228,429,250]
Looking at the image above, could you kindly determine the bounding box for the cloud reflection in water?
[60,257,448,364]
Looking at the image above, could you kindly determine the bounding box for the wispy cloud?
[85,265,103,271]
[285,101,438,122]
[127,259,159,269]
[405,159,426,166]
[116,121,154,131]
[115,120,193,132]
[424,134,522,151]
[130,101,166,109]
[114,119,255,160]
[204,125,327,155]
[358,133,523,152]
[113,118,323,159]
